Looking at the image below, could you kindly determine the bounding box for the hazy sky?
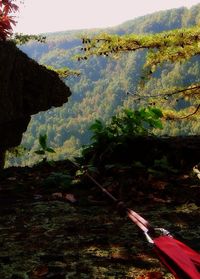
[14,0,200,34]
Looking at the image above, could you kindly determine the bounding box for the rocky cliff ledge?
[0,41,71,153]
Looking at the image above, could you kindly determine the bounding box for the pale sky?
[13,0,200,34]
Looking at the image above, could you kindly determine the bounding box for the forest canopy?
[79,25,200,117]
[4,4,200,166]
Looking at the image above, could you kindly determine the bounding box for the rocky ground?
[0,160,199,279]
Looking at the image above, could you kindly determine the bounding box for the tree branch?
[178,104,200,119]
[165,104,200,120]
[127,84,200,100]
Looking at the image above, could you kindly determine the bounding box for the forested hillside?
[7,4,200,166]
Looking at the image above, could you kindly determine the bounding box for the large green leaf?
[46,147,56,153]
[39,134,47,150]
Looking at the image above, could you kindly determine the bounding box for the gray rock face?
[0,41,71,151]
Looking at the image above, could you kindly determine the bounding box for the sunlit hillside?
[7,4,200,166]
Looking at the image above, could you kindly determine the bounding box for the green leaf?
[123,108,135,118]
[150,108,163,118]
[39,134,47,150]
[34,150,45,155]
[46,147,56,153]
[153,120,163,129]
[90,120,103,132]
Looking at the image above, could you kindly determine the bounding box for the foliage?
[79,26,200,107]
[0,0,47,45]
[82,107,163,162]
[6,5,200,166]
[80,26,200,70]
[90,107,163,139]
[0,0,19,40]
[44,65,80,78]
[13,33,46,45]
[34,134,55,161]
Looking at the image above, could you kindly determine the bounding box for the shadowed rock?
[0,41,71,166]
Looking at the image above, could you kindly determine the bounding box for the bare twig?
[127,85,200,100]
[178,104,200,119]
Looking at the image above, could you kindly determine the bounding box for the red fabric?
[173,238,200,269]
[154,236,200,279]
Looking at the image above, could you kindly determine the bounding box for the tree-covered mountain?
[7,4,200,166]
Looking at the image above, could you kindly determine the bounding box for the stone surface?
[0,41,71,150]
[84,135,200,169]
